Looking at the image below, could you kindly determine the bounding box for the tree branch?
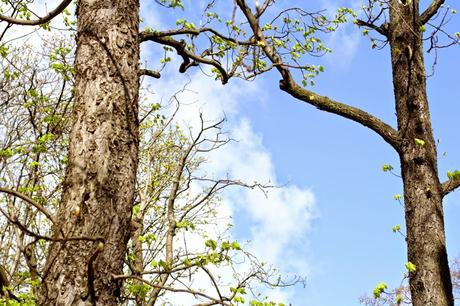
[140,32,229,84]
[0,205,104,243]
[140,68,161,79]
[0,186,56,223]
[145,27,253,46]
[0,0,72,26]
[441,179,460,197]
[355,19,388,37]
[420,0,445,24]
[235,0,401,151]
[279,80,400,150]
[112,274,231,305]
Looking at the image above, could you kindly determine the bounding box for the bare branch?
[140,32,229,84]
[420,0,445,24]
[140,68,161,79]
[441,179,460,197]
[201,266,224,302]
[280,80,401,150]
[0,0,72,26]
[255,0,273,18]
[0,206,103,243]
[146,27,253,46]
[0,186,56,224]
[355,19,388,37]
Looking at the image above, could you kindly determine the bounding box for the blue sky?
[1,0,458,304]
[139,0,460,305]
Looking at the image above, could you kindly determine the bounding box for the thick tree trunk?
[389,1,453,305]
[38,0,140,305]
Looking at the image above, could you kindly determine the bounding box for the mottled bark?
[389,1,453,305]
[38,0,140,305]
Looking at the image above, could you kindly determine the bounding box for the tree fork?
[38,0,140,305]
[389,0,453,305]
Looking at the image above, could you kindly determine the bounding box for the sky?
[138,0,460,305]
[2,0,459,305]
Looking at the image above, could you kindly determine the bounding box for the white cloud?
[147,69,317,303]
[205,119,316,270]
[319,0,363,68]
[326,27,361,68]
[2,0,318,303]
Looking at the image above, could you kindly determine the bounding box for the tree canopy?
[0,0,459,305]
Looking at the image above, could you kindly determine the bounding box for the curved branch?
[420,0,445,24]
[0,205,103,243]
[0,0,72,26]
[145,28,253,46]
[140,32,229,84]
[0,186,56,223]
[236,0,401,151]
[279,79,401,150]
[441,179,460,197]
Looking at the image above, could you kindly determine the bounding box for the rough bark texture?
[389,1,453,305]
[38,0,140,305]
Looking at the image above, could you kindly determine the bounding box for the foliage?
[0,33,300,305]
[0,0,459,305]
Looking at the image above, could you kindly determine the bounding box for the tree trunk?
[389,1,453,305]
[38,0,140,305]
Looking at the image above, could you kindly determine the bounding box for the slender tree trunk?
[131,215,146,305]
[389,1,453,305]
[38,0,140,305]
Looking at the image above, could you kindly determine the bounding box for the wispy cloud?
[147,67,317,303]
[320,0,363,68]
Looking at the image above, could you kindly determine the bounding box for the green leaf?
[405,261,416,273]
[382,164,393,172]
[447,170,460,181]
[205,239,217,250]
[0,44,8,58]
[414,138,425,146]
[394,194,401,200]
[183,258,192,267]
[373,282,388,298]
[392,224,401,233]
[231,241,241,250]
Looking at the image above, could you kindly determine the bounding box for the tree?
[231,1,459,305]
[1,0,459,305]
[0,14,295,306]
[359,255,460,305]
[0,0,139,303]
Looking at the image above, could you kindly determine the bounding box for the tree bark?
[389,1,453,305]
[38,0,140,305]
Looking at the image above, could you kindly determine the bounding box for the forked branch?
[420,0,445,24]
[140,32,229,84]
[0,0,72,26]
